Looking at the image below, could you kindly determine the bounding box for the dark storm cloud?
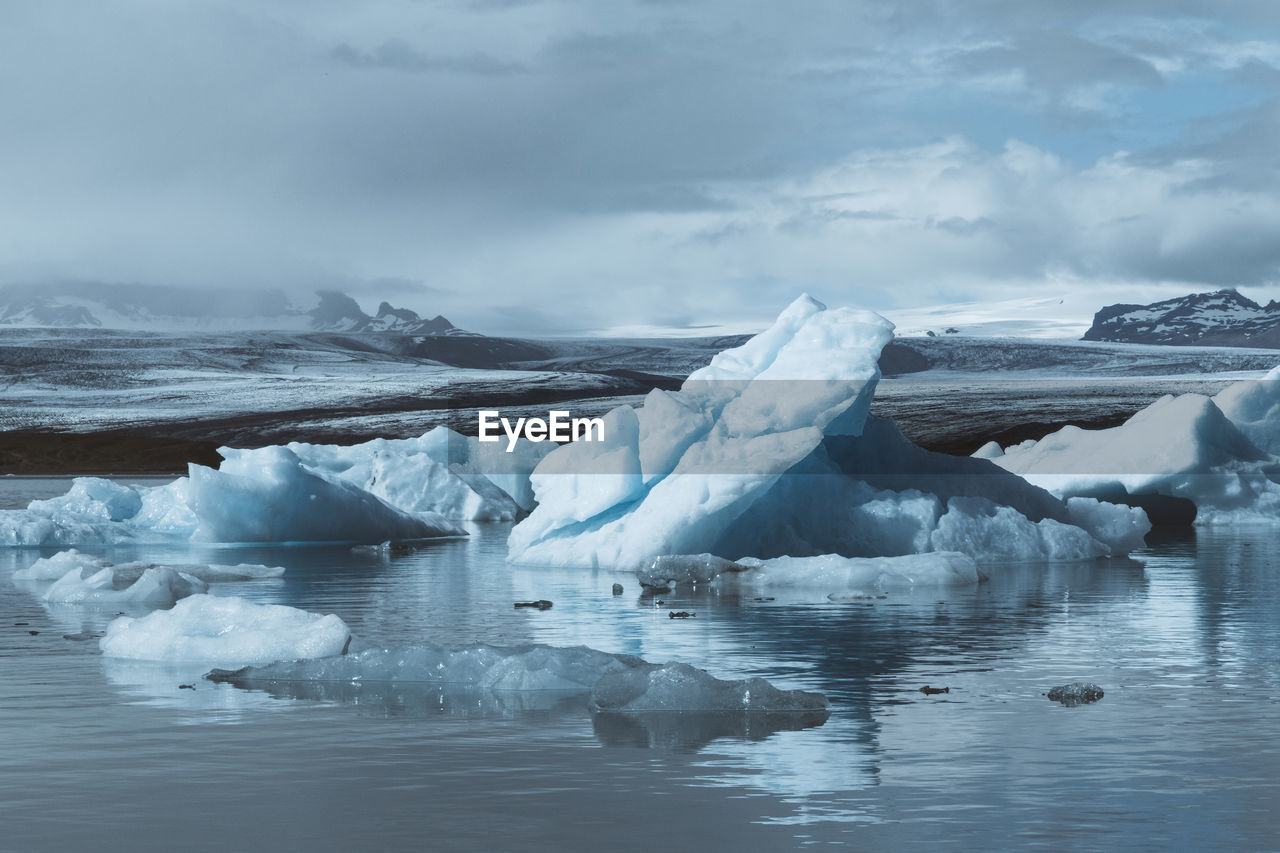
[2,0,1280,335]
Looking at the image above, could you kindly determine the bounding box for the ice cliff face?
[507,295,1148,569]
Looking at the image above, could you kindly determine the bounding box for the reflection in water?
[592,709,829,752]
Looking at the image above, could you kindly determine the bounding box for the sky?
[3,0,1280,336]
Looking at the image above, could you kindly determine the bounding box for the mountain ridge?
[1082,288,1280,348]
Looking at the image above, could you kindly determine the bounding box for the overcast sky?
[3,1,1280,335]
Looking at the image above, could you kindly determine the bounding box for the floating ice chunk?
[637,553,748,588]
[44,565,207,608]
[14,550,284,588]
[1064,497,1151,556]
[198,563,287,581]
[187,446,464,543]
[206,640,828,715]
[210,642,639,691]
[730,551,981,593]
[100,595,351,666]
[12,548,109,580]
[27,478,143,523]
[590,662,828,713]
[929,496,1107,562]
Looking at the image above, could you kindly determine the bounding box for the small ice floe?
[14,549,286,610]
[1046,682,1105,707]
[634,550,981,603]
[100,595,351,667]
[44,565,207,609]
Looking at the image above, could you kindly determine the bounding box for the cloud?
[1,0,1280,334]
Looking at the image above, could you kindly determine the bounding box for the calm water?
[1,479,1278,851]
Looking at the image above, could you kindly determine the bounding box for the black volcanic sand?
[0,431,223,475]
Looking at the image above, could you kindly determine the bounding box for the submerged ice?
[206,641,828,714]
[508,295,1148,570]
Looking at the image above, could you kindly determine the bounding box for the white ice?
[0,444,468,546]
[100,594,351,666]
[991,377,1280,523]
[44,564,207,608]
[224,426,553,522]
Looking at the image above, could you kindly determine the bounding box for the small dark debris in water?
[62,632,103,641]
[876,595,887,599]
[28,630,39,636]
[178,684,195,690]
[919,685,950,695]
[14,622,28,627]
[656,600,665,606]
[514,600,553,610]
[753,597,775,602]
[611,583,624,595]
[1046,682,1104,707]
[668,610,695,619]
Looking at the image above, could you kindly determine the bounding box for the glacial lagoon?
[2,478,1278,850]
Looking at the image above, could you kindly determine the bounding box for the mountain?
[0,283,304,330]
[0,283,461,335]
[1082,289,1280,348]
[308,290,464,335]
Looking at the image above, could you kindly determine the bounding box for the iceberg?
[509,295,1146,569]
[990,381,1280,524]
[0,446,466,546]
[100,595,352,666]
[205,640,828,714]
[222,426,554,522]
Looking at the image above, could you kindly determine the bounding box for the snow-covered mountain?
[1083,289,1280,347]
[308,290,465,335]
[0,283,461,335]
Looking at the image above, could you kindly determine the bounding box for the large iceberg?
[100,594,352,666]
[205,641,828,714]
[988,377,1280,524]
[508,295,1147,569]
